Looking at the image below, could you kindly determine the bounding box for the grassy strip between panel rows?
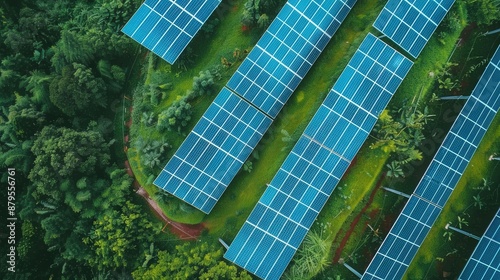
[406,112,500,280]
[204,0,387,235]
[302,2,471,279]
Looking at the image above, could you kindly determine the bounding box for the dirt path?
[332,174,386,264]
[135,185,205,240]
[123,105,205,240]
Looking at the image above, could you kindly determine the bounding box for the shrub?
[157,96,192,133]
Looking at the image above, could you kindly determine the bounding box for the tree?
[85,201,157,270]
[386,161,404,179]
[189,70,216,98]
[370,99,434,174]
[29,125,111,202]
[257,13,270,28]
[457,216,469,229]
[284,229,331,279]
[133,242,251,280]
[51,30,94,69]
[3,7,59,55]
[21,70,53,112]
[49,63,107,116]
[473,194,485,209]
[7,94,46,139]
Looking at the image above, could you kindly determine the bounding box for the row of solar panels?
[122,0,222,64]
[225,0,500,279]
[154,0,358,214]
[459,208,500,279]
[222,0,471,278]
[362,0,500,278]
[224,33,414,280]
[122,0,499,279]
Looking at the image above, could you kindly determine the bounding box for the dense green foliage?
[1,0,498,279]
[132,241,252,280]
[0,0,162,278]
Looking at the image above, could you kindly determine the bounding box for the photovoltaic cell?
[459,208,500,280]
[362,45,500,280]
[154,88,272,213]
[225,34,413,280]
[122,0,221,64]
[227,0,357,118]
[373,0,456,58]
[363,196,440,280]
[153,0,358,215]
[414,46,500,207]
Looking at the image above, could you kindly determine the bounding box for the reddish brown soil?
[332,174,385,264]
[343,156,358,178]
[124,160,134,177]
[122,92,205,240]
[135,186,205,240]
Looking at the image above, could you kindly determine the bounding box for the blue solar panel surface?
[373,0,455,58]
[152,0,357,214]
[363,45,500,280]
[363,196,441,280]
[227,0,357,118]
[224,34,413,280]
[154,88,272,213]
[414,47,500,207]
[122,0,221,64]
[459,208,500,280]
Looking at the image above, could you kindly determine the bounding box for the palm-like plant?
[473,194,485,209]
[443,231,453,241]
[386,161,404,178]
[457,216,469,229]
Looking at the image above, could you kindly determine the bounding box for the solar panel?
[152,0,358,214]
[224,34,413,280]
[154,88,272,213]
[227,0,357,118]
[373,0,456,58]
[459,208,500,280]
[414,47,500,207]
[362,45,500,280]
[122,0,221,64]
[363,196,441,280]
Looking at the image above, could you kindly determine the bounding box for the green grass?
[203,0,387,236]
[319,145,389,241]
[305,3,472,278]
[405,112,500,280]
[127,1,265,224]
[391,2,468,106]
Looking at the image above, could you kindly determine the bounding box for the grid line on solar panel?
[470,94,496,113]
[227,0,357,118]
[363,196,441,280]
[154,87,272,213]
[458,209,500,279]
[225,34,413,280]
[327,34,413,117]
[373,0,455,58]
[363,46,500,280]
[302,133,352,164]
[122,0,221,64]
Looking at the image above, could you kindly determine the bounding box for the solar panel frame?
[154,88,272,213]
[227,0,358,118]
[373,0,456,58]
[122,0,222,64]
[225,33,413,280]
[362,45,500,280]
